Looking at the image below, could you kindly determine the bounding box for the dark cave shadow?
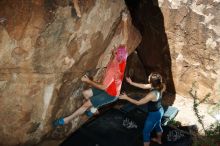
[124,0,176,106]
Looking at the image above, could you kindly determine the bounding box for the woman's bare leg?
[151,132,162,144]
[82,88,93,100]
[63,100,92,124]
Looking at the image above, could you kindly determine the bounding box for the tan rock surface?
[159,0,220,102]
[0,0,141,145]
[126,0,220,103]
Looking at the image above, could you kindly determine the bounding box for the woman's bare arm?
[121,12,128,45]
[119,92,155,106]
[81,75,108,90]
[72,0,81,18]
[126,77,151,89]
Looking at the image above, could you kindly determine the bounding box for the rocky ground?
[173,94,219,134]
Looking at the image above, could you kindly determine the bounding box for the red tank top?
[105,60,126,96]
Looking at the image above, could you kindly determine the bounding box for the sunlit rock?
[0,0,141,145]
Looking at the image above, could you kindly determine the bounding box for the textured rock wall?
[159,0,220,102]
[125,0,176,105]
[125,0,220,103]
[0,0,141,145]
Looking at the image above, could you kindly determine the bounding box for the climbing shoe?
[85,110,93,118]
[85,107,98,118]
[53,118,65,127]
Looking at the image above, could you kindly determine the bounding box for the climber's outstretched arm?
[72,0,81,18]
[121,12,128,46]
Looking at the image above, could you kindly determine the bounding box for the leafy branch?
[189,82,220,146]
[189,82,210,133]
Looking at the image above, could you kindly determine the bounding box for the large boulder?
[0,0,141,145]
[159,0,220,102]
[125,0,220,103]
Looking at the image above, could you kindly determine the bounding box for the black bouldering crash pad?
[61,108,192,146]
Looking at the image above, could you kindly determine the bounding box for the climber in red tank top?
[53,12,129,126]
[103,45,127,97]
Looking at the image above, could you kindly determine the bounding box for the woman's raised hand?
[122,12,128,22]
[119,92,129,100]
[81,75,90,83]
[126,77,132,84]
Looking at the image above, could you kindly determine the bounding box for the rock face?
[159,0,220,102]
[125,0,176,105]
[125,0,220,103]
[0,0,141,145]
